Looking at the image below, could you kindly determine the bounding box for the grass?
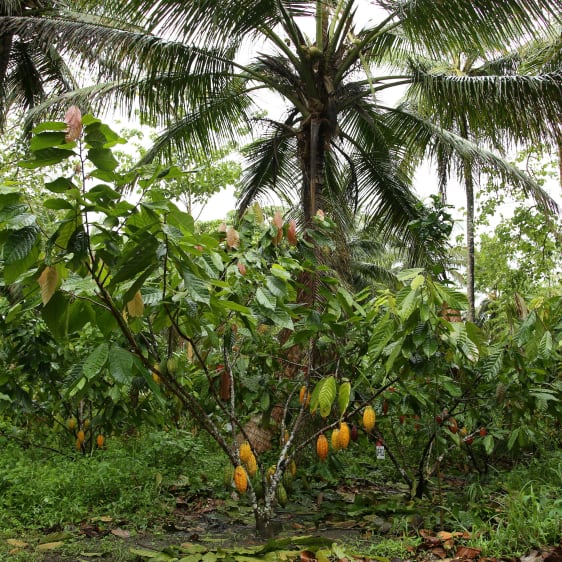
[0,427,561,561]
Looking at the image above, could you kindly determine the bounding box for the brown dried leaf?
[273,210,283,229]
[429,546,448,559]
[437,531,454,541]
[111,528,131,538]
[38,266,59,305]
[287,219,298,246]
[237,262,247,275]
[127,291,144,317]
[226,226,240,249]
[300,550,317,562]
[456,546,482,559]
[64,105,82,142]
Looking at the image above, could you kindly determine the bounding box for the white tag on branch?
[376,441,385,460]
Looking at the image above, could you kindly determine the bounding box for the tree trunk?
[464,159,476,322]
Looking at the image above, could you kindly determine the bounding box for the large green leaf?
[338,381,351,417]
[109,346,134,383]
[310,376,337,419]
[2,225,39,264]
[82,343,109,379]
[19,147,76,168]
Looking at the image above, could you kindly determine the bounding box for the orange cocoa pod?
[75,439,82,451]
[67,418,77,430]
[338,422,350,449]
[96,434,105,448]
[234,465,248,493]
[316,434,329,461]
[363,406,376,432]
[239,441,252,463]
[299,386,310,406]
[77,430,85,443]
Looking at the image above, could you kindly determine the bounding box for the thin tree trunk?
[459,117,476,322]
[463,158,476,322]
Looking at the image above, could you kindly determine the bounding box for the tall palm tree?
[0,0,79,133]
[1,0,561,261]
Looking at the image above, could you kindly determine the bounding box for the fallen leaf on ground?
[37,541,64,551]
[455,546,482,559]
[6,539,28,548]
[111,528,131,538]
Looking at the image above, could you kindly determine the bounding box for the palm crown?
[1,0,561,267]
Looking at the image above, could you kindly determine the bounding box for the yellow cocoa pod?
[316,434,329,461]
[266,465,276,482]
[289,459,297,477]
[84,419,90,429]
[96,434,105,448]
[75,439,82,451]
[245,452,258,477]
[239,441,252,463]
[234,465,248,494]
[331,428,341,451]
[338,422,350,449]
[363,406,376,432]
[77,430,85,443]
[67,418,77,430]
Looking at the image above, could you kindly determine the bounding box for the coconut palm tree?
[0,0,79,133]
[2,0,560,261]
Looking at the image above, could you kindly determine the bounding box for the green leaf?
[45,177,75,193]
[538,330,553,360]
[2,225,39,264]
[310,376,337,418]
[483,434,495,455]
[507,428,520,451]
[109,347,134,384]
[270,264,291,280]
[83,343,109,379]
[30,131,68,151]
[88,147,119,172]
[256,287,276,310]
[44,198,74,210]
[32,121,67,134]
[19,147,76,168]
[267,309,293,330]
[338,381,351,417]
[410,274,425,290]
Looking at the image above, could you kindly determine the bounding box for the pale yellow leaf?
[37,541,64,551]
[6,539,29,548]
[38,266,59,305]
[127,291,144,317]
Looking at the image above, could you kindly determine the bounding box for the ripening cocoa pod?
[331,428,341,451]
[338,422,350,449]
[316,434,329,461]
[96,434,105,448]
[77,430,85,443]
[363,406,376,432]
[223,464,235,487]
[67,418,77,430]
[239,441,252,463]
[350,424,359,442]
[234,465,248,494]
[299,386,310,407]
[277,483,288,507]
[245,452,258,477]
[289,459,297,477]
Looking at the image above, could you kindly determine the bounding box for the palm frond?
[385,105,559,213]
[408,69,562,147]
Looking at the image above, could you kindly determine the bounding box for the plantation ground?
[0,429,560,562]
